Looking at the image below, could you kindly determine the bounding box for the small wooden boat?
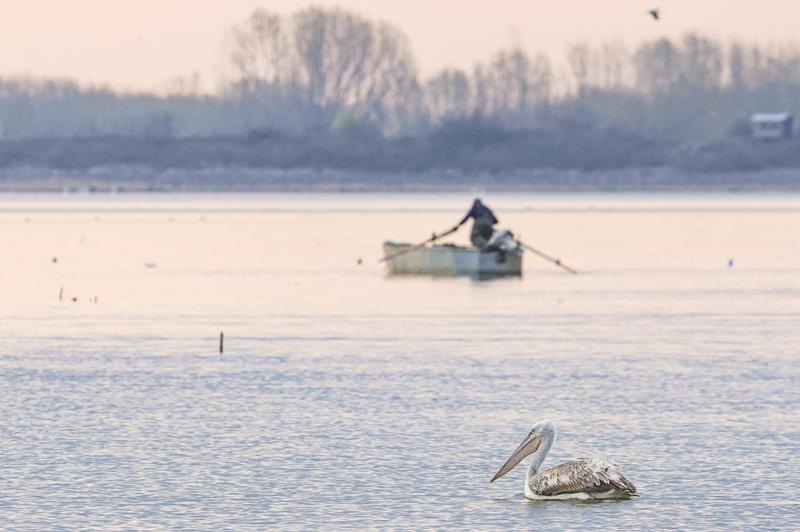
[382,231,523,277]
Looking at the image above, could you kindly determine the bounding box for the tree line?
[1,6,800,173]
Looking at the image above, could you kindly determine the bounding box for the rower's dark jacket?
[458,199,498,247]
[459,199,498,226]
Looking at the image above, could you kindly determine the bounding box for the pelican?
[490,420,637,499]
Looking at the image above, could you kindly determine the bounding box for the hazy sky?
[1,1,796,91]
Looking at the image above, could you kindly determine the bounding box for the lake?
[1,193,798,529]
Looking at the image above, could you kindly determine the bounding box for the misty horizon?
[2,4,800,192]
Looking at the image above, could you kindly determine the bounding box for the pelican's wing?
[530,457,636,496]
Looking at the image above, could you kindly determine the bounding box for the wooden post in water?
[219,332,224,354]
[58,287,63,302]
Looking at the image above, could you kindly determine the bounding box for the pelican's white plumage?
[491,420,637,500]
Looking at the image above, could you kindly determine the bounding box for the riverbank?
[1,165,798,193]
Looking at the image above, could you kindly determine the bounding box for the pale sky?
[0,1,796,92]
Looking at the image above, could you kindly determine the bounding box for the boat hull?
[383,241,522,277]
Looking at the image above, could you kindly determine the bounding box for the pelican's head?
[490,420,556,483]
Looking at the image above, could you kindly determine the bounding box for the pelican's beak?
[490,432,542,483]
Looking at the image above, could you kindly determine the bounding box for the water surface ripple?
[1,193,798,530]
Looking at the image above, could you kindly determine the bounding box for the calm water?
[1,193,799,530]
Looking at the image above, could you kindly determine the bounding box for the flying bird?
[490,420,637,499]
[648,8,660,20]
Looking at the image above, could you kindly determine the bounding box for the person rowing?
[455,198,498,249]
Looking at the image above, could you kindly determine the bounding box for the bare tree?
[566,43,591,94]
[424,69,473,124]
[161,72,203,98]
[678,34,723,90]
[223,7,418,133]
[225,10,294,90]
[292,8,418,129]
[728,42,747,89]
[473,49,551,123]
[633,39,681,94]
[595,41,631,90]
[223,10,308,132]
[565,41,631,93]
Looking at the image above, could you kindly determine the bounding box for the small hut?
[750,113,793,140]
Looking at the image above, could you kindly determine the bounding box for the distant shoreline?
[1,165,799,193]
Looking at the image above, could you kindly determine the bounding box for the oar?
[516,239,578,275]
[379,225,459,262]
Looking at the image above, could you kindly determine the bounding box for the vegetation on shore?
[2,6,800,183]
